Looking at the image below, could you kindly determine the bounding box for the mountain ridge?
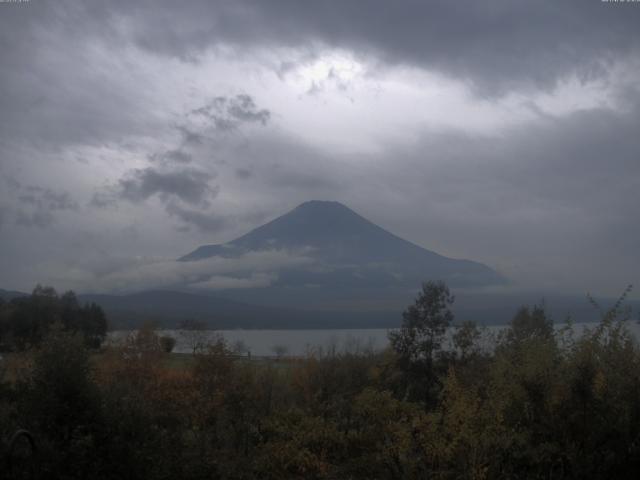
[4,286,636,330]
[180,200,505,290]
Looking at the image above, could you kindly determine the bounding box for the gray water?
[109,321,640,357]
[109,328,389,356]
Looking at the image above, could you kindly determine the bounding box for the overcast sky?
[1,0,639,297]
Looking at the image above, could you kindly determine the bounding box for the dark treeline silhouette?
[0,285,107,351]
[0,282,639,479]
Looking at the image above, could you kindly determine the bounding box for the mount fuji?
[179,201,505,309]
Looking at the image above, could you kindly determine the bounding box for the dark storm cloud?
[235,168,252,180]
[0,0,637,164]
[6,0,634,108]
[224,95,271,125]
[18,186,78,212]
[14,210,54,229]
[89,192,116,209]
[0,2,155,150]
[142,94,271,175]
[149,149,193,164]
[108,0,640,94]
[216,135,348,194]
[165,202,228,233]
[118,167,217,206]
[176,126,205,146]
[6,182,78,229]
[90,164,224,232]
[191,95,271,131]
[85,91,271,232]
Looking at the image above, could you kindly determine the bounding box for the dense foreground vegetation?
[1,283,639,479]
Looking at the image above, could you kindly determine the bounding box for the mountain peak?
[179,200,505,289]
[295,200,350,210]
[285,200,370,225]
[290,200,362,220]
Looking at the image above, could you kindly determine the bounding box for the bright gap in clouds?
[287,52,365,90]
[249,48,621,156]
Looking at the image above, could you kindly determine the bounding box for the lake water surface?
[110,320,640,357]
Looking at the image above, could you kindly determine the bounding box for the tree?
[0,286,108,351]
[452,320,482,361]
[80,302,108,349]
[389,281,454,363]
[129,322,163,354]
[160,335,177,353]
[19,325,103,477]
[23,326,100,435]
[232,339,250,356]
[59,291,107,348]
[178,319,208,354]
[271,344,288,359]
[504,304,553,346]
[388,281,454,404]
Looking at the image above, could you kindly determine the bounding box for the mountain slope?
[180,200,505,290]
[0,288,29,301]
